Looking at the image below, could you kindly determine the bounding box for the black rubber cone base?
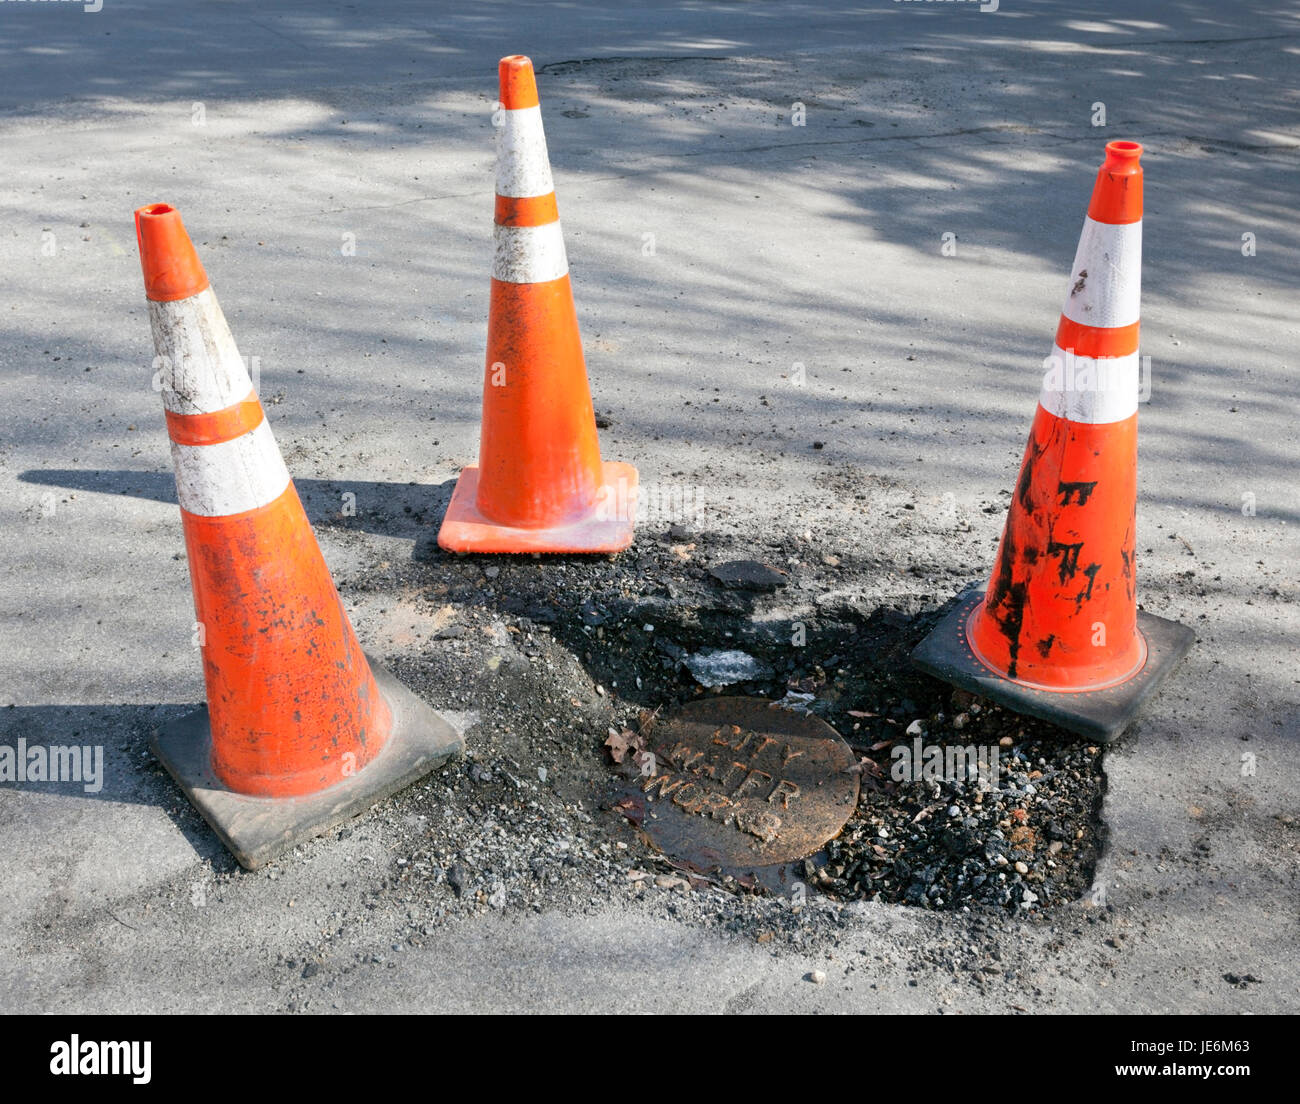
[151,656,464,870]
[911,587,1194,743]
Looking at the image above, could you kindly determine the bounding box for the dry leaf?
[604,727,645,764]
[853,756,883,777]
[612,796,644,824]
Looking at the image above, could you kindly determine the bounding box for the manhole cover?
[622,697,860,874]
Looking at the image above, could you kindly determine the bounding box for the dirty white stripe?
[496,105,555,198]
[149,288,255,416]
[492,222,569,284]
[172,419,292,516]
[1038,344,1140,424]
[1060,217,1142,330]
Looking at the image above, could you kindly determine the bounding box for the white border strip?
[172,420,292,516]
[1060,217,1142,330]
[492,222,569,284]
[497,105,555,199]
[150,288,255,416]
[1038,344,1140,424]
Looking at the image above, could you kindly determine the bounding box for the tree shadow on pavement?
[0,703,239,872]
[18,469,459,546]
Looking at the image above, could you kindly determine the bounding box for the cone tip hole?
[139,203,176,217]
[1106,140,1142,159]
[501,54,532,67]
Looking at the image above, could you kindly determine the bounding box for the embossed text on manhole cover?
[625,696,860,872]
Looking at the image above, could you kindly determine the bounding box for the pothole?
[352,524,1106,918]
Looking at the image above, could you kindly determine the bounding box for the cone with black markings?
[911,142,1192,741]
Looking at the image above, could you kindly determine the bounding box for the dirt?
[298,506,1109,939]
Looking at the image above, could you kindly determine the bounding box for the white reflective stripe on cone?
[149,288,255,416]
[1060,218,1142,330]
[171,419,292,517]
[1038,345,1140,424]
[496,105,555,198]
[492,222,569,284]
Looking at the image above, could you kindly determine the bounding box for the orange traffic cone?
[912,142,1191,741]
[135,203,462,868]
[437,55,638,554]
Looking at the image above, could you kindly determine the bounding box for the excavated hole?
[550,589,1106,913]
[380,527,1107,916]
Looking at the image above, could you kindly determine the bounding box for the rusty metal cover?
[624,697,859,873]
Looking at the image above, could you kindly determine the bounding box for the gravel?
[308,519,1111,942]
